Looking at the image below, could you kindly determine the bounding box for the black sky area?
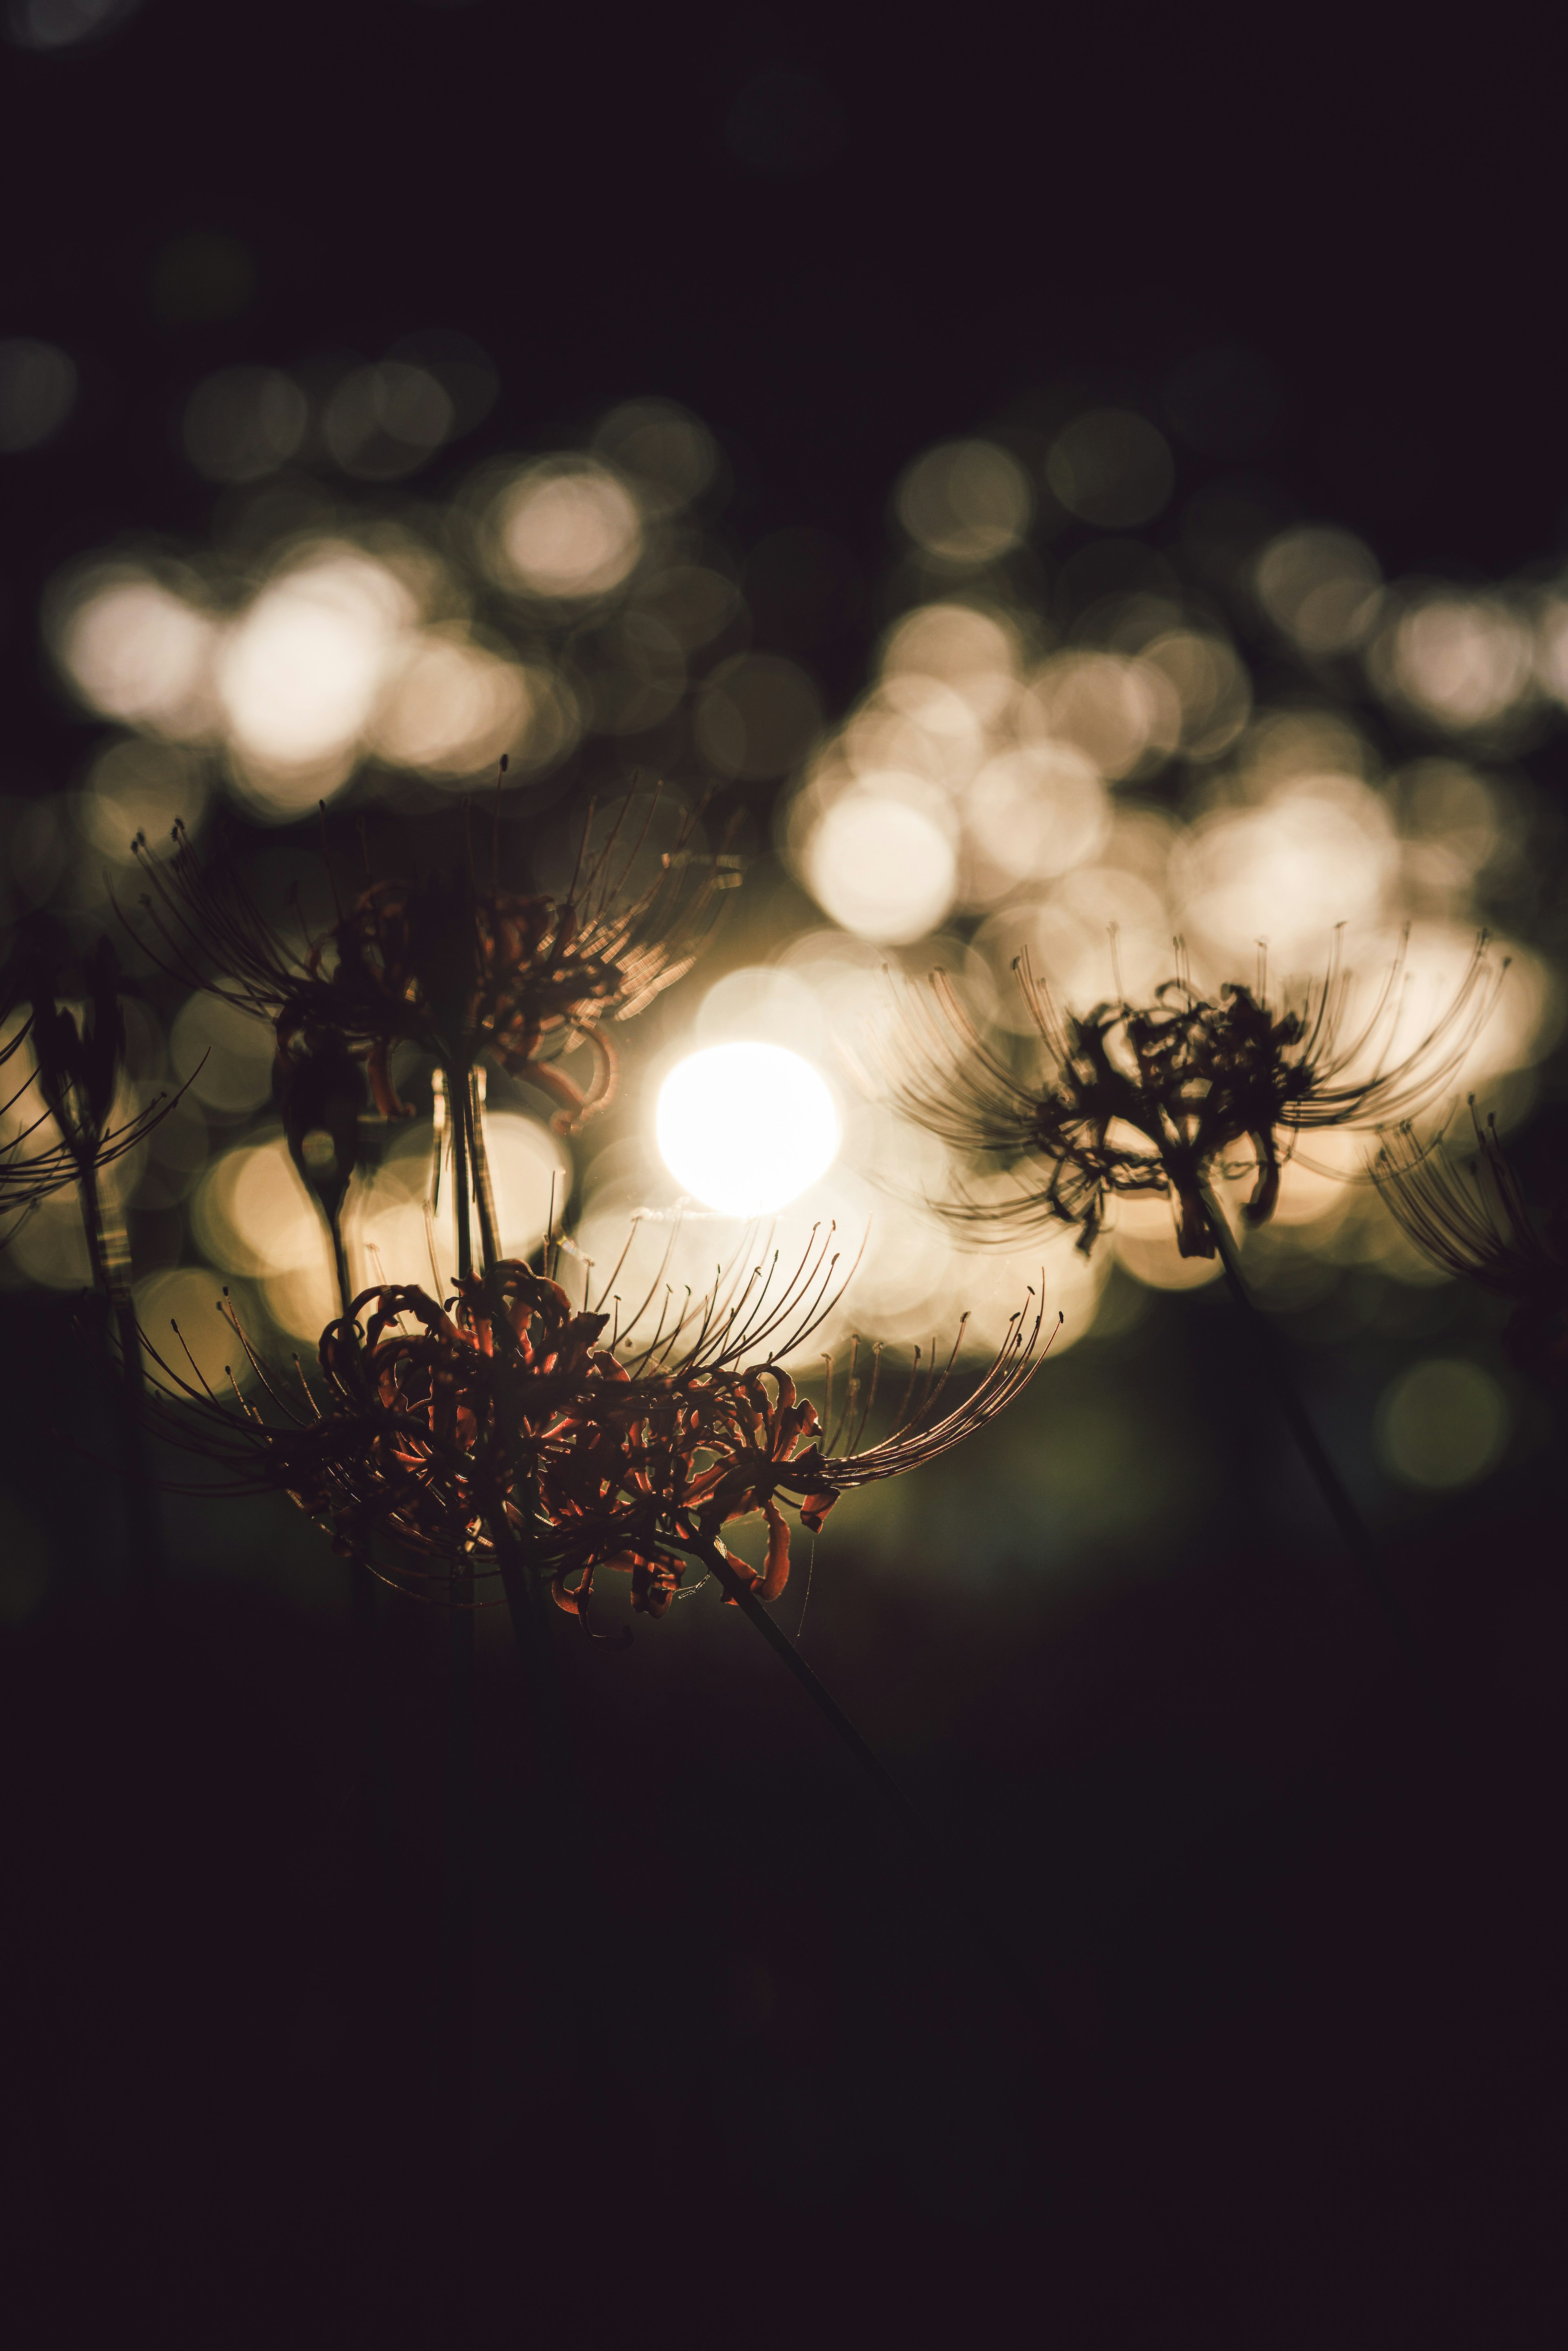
[4,8,1566,2347]
[4,4,1564,588]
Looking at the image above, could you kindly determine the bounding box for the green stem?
[1200,1186,1434,1687]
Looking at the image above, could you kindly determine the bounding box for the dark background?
[3,5,1565,2342]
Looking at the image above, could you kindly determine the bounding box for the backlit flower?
[125,791,737,1132]
[888,934,1500,1259]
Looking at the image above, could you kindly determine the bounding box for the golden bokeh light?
[592,398,718,515]
[1372,591,1535,732]
[879,601,1022,721]
[488,459,642,600]
[656,1043,840,1217]
[1376,1359,1511,1490]
[1138,630,1252,760]
[964,747,1110,894]
[369,628,528,779]
[1172,776,1399,969]
[1111,1188,1225,1292]
[53,569,217,738]
[1255,526,1383,655]
[693,964,829,1059]
[1017,650,1180,782]
[1047,410,1174,530]
[216,546,414,807]
[895,440,1033,566]
[804,784,959,944]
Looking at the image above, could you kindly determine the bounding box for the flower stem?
[448,1056,474,1283]
[80,1157,160,1603]
[437,1560,476,2287]
[328,1217,353,1323]
[439,1052,477,2244]
[1199,1186,1432,1685]
[468,1068,500,1277]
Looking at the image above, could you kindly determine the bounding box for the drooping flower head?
[1,941,178,1288]
[1374,1102,1568,1384]
[888,931,1501,1259]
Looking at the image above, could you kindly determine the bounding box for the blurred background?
[3,4,1565,2342]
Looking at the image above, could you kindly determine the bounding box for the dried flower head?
[1374,1103,1568,1384]
[889,932,1501,1259]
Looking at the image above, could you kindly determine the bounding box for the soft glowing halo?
[655,1043,839,1215]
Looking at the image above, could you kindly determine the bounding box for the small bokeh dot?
[1375,1358,1511,1491]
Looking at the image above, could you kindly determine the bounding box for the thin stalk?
[473,1055,592,2086]
[437,1558,476,2286]
[448,1055,474,1283]
[80,1155,160,1603]
[1199,1185,1433,1686]
[328,1219,353,1325]
[731,1585,1036,2019]
[469,1068,500,1277]
[438,1052,477,2248]
[320,1213,398,1904]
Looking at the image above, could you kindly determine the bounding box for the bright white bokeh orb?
[656,1042,840,1216]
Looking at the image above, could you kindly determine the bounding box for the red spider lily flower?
[128,1222,1049,1633]
[1374,1103,1568,1384]
[123,789,738,1132]
[132,1260,616,1587]
[547,1287,1051,1632]
[886,933,1501,1260]
[129,1227,851,1600]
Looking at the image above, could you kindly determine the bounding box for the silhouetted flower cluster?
[891,935,1500,1259]
[101,782,1051,1626]
[125,787,735,1134]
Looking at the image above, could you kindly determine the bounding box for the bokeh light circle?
[656,1043,840,1215]
[1376,1358,1511,1489]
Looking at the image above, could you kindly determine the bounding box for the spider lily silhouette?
[120,787,737,1134]
[886,932,1501,1260]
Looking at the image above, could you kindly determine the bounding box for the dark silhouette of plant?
[1374,1102,1568,1386]
[888,933,1500,1260]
